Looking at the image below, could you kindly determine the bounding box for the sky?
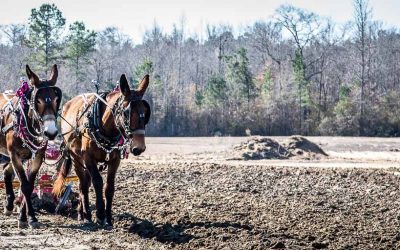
[1,0,400,43]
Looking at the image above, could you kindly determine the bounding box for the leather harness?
[79,91,150,160]
[87,92,121,149]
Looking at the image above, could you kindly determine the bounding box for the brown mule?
[0,65,62,228]
[53,74,150,226]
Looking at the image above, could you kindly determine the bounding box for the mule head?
[26,64,62,140]
[119,74,151,156]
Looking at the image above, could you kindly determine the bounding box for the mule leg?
[84,156,106,225]
[105,158,120,226]
[26,154,44,228]
[11,163,30,227]
[3,163,15,215]
[74,158,92,222]
[11,153,43,228]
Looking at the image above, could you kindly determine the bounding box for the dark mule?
[0,65,62,228]
[53,74,150,226]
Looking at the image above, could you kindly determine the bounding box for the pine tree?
[133,58,162,91]
[225,48,255,108]
[65,21,96,83]
[293,49,311,133]
[27,3,65,73]
[204,74,227,107]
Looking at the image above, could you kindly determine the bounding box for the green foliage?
[292,50,304,78]
[225,48,255,105]
[133,58,153,85]
[365,91,400,136]
[204,74,227,107]
[195,90,204,107]
[318,88,359,136]
[339,85,351,99]
[333,99,359,135]
[292,49,310,107]
[133,58,162,92]
[27,3,65,71]
[334,98,354,117]
[65,21,96,82]
[261,67,273,99]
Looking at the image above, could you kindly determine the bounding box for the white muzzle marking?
[44,120,58,135]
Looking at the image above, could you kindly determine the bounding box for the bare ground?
[1,136,400,249]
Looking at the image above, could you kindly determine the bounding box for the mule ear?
[137,75,149,96]
[119,74,131,96]
[26,65,39,87]
[48,64,58,86]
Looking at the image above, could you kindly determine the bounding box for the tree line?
[1,1,400,136]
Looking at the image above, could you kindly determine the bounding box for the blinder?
[142,100,151,125]
[119,94,151,136]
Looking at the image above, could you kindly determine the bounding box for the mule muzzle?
[43,115,58,140]
[131,146,146,156]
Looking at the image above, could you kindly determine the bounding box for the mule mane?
[106,90,121,103]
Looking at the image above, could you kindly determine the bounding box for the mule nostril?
[44,129,58,140]
[131,148,142,156]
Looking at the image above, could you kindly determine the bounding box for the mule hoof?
[18,220,28,229]
[83,218,92,224]
[95,217,106,226]
[104,222,113,231]
[3,207,13,216]
[78,216,92,223]
[29,221,41,229]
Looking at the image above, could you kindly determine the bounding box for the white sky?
[2,0,400,43]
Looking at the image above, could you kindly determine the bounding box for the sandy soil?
[1,136,400,249]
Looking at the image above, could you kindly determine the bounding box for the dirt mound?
[284,135,328,159]
[233,137,289,160]
[232,136,328,160]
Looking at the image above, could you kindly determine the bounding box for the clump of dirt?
[233,137,289,160]
[284,135,328,160]
[232,135,328,160]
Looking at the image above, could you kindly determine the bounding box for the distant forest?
[1,0,400,136]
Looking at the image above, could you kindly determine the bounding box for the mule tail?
[52,156,72,197]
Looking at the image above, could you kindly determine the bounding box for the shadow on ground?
[115,213,253,245]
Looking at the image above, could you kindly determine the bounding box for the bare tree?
[0,2,399,137]
[276,4,330,134]
[353,0,372,135]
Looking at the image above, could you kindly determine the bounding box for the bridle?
[114,93,147,137]
[80,91,150,161]
[27,82,62,126]
[14,81,62,156]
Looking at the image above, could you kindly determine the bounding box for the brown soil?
[1,137,400,249]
